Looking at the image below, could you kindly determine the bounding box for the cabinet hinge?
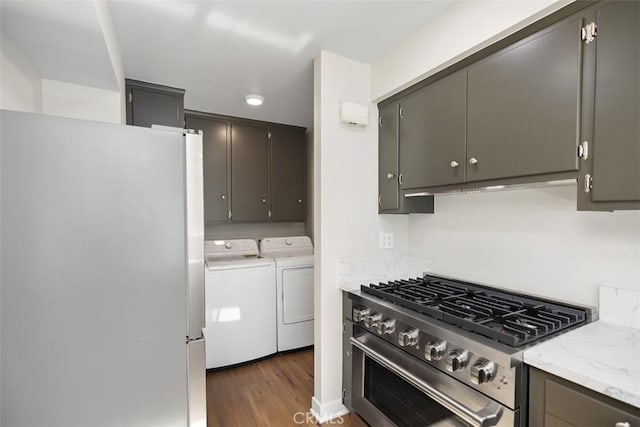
[128,91,133,103]
[581,22,597,44]
[228,210,232,219]
[343,322,346,333]
[399,107,404,119]
[378,116,382,127]
[584,174,593,193]
[342,389,346,400]
[578,141,589,160]
[378,194,382,206]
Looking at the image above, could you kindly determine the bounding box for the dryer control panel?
[259,236,313,257]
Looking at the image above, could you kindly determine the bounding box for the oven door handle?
[350,336,504,427]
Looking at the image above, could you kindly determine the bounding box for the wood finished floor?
[206,349,366,427]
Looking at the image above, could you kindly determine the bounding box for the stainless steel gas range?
[342,275,596,427]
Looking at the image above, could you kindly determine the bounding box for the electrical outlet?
[379,232,394,250]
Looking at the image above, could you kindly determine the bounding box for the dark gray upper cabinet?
[125,79,184,128]
[270,129,305,222]
[186,115,229,223]
[399,70,467,189]
[379,103,400,211]
[230,123,270,222]
[466,17,582,182]
[578,0,640,210]
[378,102,435,215]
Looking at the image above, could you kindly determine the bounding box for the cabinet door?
[126,81,184,128]
[379,103,400,211]
[529,368,640,427]
[590,1,640,203]
[399,70,467,190]
[230,124,269,222]
[186,116,228,223]
[467,17,582,182]
[270,129,305,221]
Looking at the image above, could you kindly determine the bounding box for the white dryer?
[203,239,276,369]
[259,236,314,352]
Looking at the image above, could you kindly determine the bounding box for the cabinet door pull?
[450,161,459,168]
[387,173,395,180]
[221,194,226,200]
[261,197,267,203]
[297,199,302,204]
[469,158,478,165]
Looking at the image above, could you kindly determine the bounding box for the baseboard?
[310,396,350,424]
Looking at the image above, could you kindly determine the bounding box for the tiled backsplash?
[599,286,640,329]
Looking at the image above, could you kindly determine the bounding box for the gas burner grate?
[361,275,587,347]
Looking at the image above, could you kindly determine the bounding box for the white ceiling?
[1,0,456,129]
[1,1,120,90]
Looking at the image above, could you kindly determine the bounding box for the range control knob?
[398,329,419,347]
[470,359,496,385]
[424,340,447,361]
[352,307,371,322]
[446,349,469,372]
[364,313,382,329]
[376,319,396,335]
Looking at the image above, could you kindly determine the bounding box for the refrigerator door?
[185,130,205,340]
[187,338,207,427]
[1,111,192,427]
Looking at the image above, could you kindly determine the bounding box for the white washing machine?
[259,236,314,352]
[204,239,276,369]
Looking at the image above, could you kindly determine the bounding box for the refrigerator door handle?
[185,130,205,340]
[187,338,207,427]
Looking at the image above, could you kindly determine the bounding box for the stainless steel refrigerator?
[0,110,206,427]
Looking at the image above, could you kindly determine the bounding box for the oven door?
[350,331,516,427]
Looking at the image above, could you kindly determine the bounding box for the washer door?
[282,266,314,324]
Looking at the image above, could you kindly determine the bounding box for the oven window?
[364,356,468,426]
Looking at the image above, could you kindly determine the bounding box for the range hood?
[404,178,577,197]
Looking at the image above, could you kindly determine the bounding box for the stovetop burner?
[361,275,587,347]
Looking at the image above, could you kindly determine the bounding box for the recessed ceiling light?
[245,94,264,106]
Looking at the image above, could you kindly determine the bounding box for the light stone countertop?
[523,320,640,408]
[524,285,640,409]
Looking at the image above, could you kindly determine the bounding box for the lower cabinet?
[529,368,640,427]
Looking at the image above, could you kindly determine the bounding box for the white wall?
[312,50,409,421]
[371,0,570,101]
[0,33,42,113]
[95,0,125,123]
[205,222,306,241]
[409,186,640,307]
[41,79,121,124]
